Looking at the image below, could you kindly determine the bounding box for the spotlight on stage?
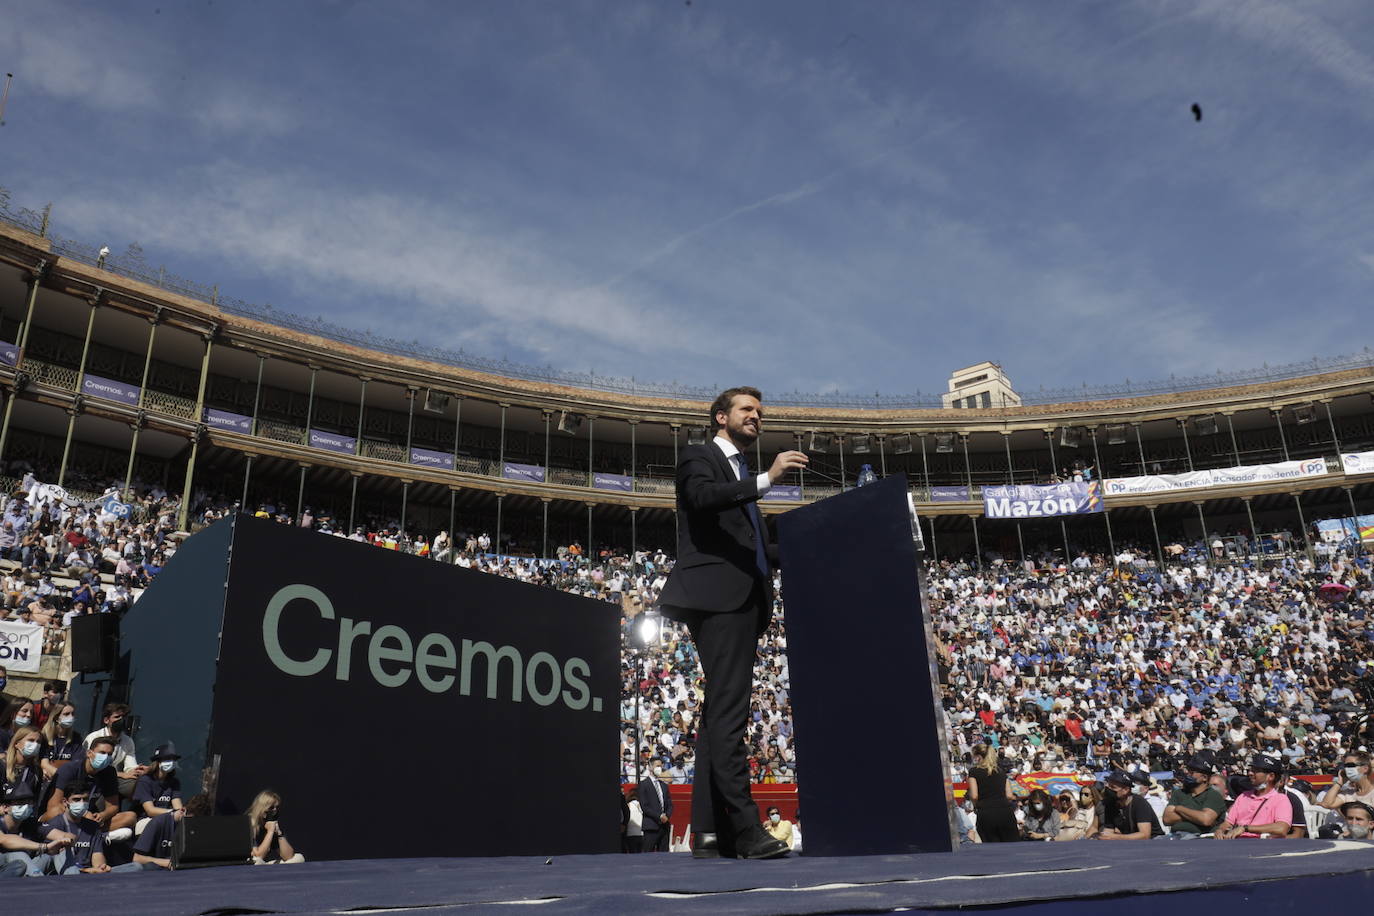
[1293,403,1316,424]
[890,433,913,455]
[807,431,829,453]
[557,411,583,435]
[934,432,955,453]
[1058,427,1082,448]
[851,434,872,454]
[1105,424,1128,445]
[1195,414,1219,436]
[638,613,659,646]
[686,426,708,446]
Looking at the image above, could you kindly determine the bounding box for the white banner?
[1210,458,1327,485]
[1103,470,1215,495]
[1341,451,1374,476]
[0,620,44,672]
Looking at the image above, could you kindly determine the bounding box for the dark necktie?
[736,453,770,580]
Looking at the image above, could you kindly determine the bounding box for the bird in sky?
[1191,103,1202,122]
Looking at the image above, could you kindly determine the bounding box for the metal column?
[56,299,99,487]
[176,331,214,530]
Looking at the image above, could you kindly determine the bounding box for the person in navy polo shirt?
[40,702,84,779]
[40,783,142,874]
[48,736,136,835]
[134,743,183,822]
[2,784,71,876]
[131,810,182,870]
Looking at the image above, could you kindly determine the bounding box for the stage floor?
[6,840,1374,914]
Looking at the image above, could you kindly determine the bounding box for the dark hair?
[65,779,92,799]
[709,387,762,430]
[88,735,117,752]
[102,702,130,720]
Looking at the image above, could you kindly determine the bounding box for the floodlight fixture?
[890,433,913,454]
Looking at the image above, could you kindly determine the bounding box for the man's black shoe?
[691,832,722,859]
[734,824,789,860]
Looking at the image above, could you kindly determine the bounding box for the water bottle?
[856,463,878,487]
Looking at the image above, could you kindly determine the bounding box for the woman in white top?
[624,788,643,853]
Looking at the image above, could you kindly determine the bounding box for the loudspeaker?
[71,613,118,672]
[174,815,251,870]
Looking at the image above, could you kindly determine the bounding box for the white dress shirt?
[712,436,772,496]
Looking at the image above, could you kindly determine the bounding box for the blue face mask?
[91,752,111,771]
[21,740,39,758]
[9,804,32,821]
[67,800,88,818]
[13,716,30,727]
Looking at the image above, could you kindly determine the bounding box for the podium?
[776,473,955,855]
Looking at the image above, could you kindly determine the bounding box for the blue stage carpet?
[5,840,1373,914]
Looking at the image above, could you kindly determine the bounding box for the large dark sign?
[91,516,620,860]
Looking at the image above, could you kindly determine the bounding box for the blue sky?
[2,0,1372,400]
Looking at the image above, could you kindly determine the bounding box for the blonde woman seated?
[1053,790,1096,840]
[248,790,305,864]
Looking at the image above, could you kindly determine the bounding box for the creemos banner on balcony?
[410,447,454,471]
[762,485,802,501]
[593,472,632,492]
[983,481,1102,518]
[82,374,140,406]
[0,619,44,673]
[0,341,17,366]
[502,462,546,483]
[1103,470,1215,495]
[1210,458,1326,485]
[1341,451,1374,475]
[309,429,357,454]
[204,408,252,433]
[929,486,971,502]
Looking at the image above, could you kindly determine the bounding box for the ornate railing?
[141,390,197,420]
[22,358,79,392]
[258,420,306,446]
[359,440,405,463]
[5,188,1373,410]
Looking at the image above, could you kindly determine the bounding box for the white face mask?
[770,813,780,824]
[8,804,32,821]
[1346,766,1363,782]
[21,740,39,758]
[58,716,75,729]
[67,800,88,818]
[159,760,176,773]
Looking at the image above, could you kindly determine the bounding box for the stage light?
[1194,414,1219,436]
[557,411,583,435]
[890,433,913,454]
[807,431,829,453]
[639,614,659,645]
[686,426,708,446]
[1293,403,1316,424]
[934,432,955,453]
[1059,427,1082,448]
[851,435,872,454]
[1105,424,1127,445]
[422,388,449,414]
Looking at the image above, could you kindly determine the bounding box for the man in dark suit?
[637,765,674,852]
[658,386,807,860]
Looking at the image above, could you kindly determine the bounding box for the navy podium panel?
[81,515,622,860]
[776,474,954,855]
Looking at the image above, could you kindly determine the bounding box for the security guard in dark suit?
[658,386,806,860]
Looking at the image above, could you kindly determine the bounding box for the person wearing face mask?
[1096,770,1164,840]
[1319,751,1374,812]
[247,790,305,864]
[39,783,143,874]
[1335,801,1374,840]
[764,806,793,847]
[1162,755,1227,838]
[637,764,674,853]
[1020,789,1059,841]
[1,784,71,876]
[1053,791,1095,841]
[82,702,147,795]
[47,736,136,836]
[133,743,184,824]
[40,702,83,779]
[0,698,37,754]
[3,727,46,801]
[1216,754,1293,839]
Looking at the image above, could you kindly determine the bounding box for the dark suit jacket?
[637,776,673,831]
[657,441,776,615]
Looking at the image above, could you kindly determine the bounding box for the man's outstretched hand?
[767,450,809,484]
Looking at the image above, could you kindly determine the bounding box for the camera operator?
[1318,751,1374,812]
[1217,755,1292,839]
[1162,756,1226,838]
